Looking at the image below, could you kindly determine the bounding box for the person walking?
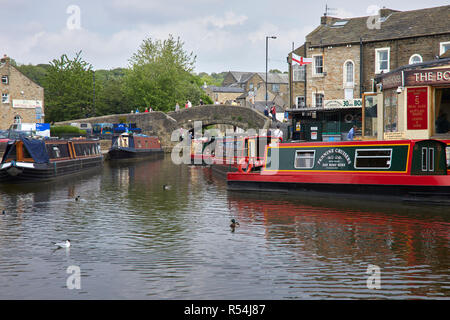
[271,104,277,122]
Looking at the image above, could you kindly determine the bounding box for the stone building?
[0,55,44,130]
[219,71,289,108]
[287,5,450,141]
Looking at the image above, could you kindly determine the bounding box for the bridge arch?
[56,104,271,148]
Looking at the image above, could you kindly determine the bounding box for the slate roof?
[306,5,450,47]
[206,86,244,93]
[226,71,288,84]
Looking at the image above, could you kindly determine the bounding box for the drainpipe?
[360,37,364,97]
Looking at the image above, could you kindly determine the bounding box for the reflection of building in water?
[227,195,450,268]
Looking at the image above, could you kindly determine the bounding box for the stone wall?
[361,34,450,92]
[56,104,270,148]
[0,58,44,129]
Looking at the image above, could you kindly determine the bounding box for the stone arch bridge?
[56,104,272,148]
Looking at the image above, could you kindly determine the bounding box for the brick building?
[0,55,44,130]
[287,5,450,141]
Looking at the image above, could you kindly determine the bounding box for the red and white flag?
[292,53,312,66]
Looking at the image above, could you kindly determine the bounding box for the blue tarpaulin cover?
[21,138,50,163]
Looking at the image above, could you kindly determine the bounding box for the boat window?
[421,148,427,171]
[429,148,434,172]
[446,146,450,169]
[355,149,392,169]
[46,143,70,159]
[294,150,315,169]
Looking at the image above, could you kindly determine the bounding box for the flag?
[292,53,312,66]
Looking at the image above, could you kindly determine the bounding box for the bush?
[51,125,86,136]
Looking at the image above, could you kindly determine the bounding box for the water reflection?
[0,155,448,299]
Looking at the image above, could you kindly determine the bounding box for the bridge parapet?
[56,104,271,148]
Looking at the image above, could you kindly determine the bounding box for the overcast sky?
[1,0,448,73]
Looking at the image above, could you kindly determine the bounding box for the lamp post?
[265,35,277,111]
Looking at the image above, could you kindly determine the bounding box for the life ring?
[344,114,354,123]
[238,162,253,174]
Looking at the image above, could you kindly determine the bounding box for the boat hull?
[227,171,450,202]
[0,157,103,183]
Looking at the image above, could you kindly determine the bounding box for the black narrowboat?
[0,137,103,182]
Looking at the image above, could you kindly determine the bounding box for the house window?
[249,83,254,90]
[409,54,422,64]
[1,76,8,84]
[293,65,305,81]
[375,48,390,74]
[272,84,280,92]
[314,93,324,108]
[313,55,323,75]
[344,61,354,85]
[295,96,305,108]
[294,150,315,169]
[1,93,9,103]
[355,149,392,169]
[13,115,22,124]
[440,42,450,55]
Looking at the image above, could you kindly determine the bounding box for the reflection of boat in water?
[191,134,276,175]
[228,139,450,202]
[0,137,103,182]
[108,132,163,160]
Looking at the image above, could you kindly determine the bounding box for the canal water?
[0,155,449,299]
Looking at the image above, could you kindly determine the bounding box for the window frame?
[313,92,324,108]
[409,54,423,65]
[1,75,8,84]
[343,60,355,87]
[375,47,390,74]
[294,150,316,169]
[440,41,450,55]
[354,148,393,170]
[312,54,324,76]
[1,93,9,103]
[293,64,306,82]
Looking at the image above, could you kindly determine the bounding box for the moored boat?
[191,133,277,174]
[0,137,103,182]
[108,132,163,160]
[227,139,450,201]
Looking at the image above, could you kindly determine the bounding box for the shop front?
[372,58,450,141]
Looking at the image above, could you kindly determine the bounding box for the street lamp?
[265,35,277,112]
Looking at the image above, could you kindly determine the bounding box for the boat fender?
[344,114,354,123]
[238,162,253,174]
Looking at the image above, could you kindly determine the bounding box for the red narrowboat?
[227,139,450,202]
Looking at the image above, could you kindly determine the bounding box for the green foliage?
[43,51,96,122]
[123,35,207,112]
[16,64,51,86]
[50,125,86,136]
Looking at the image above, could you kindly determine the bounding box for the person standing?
[347,125,357,141]
[175,102,180,112]
[264,106,269,117]
[187,100,192,108]
[272,124,283,142]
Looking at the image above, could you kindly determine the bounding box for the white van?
[9,123,36,132]
[70,123,92,134]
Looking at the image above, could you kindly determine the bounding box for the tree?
[123,35,210,112]
[43,51,97,122]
